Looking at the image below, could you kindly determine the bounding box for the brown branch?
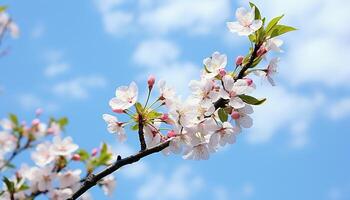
[68,140,171,200]
[236,44,261,80]
[138,114,146,151]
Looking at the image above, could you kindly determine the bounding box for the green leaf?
[249,34,256,43]
[135,102,144,114]
[218,108,228,122]
[239,95,266,105]
[146,110,162,119]
[3,177,14,193]
[269,25,297,38]
[249,2,261,20]
[100,143,108,155]
[131,124,138,131]
[0,6,7,13]
[57,117,69,128]
[18,184,29,191]
[77,149,90,161]
[266,15,284,33]
[8,113,18,126]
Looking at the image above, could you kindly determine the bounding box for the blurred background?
[1,0,350,199]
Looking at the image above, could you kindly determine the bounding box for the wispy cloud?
[43,50,70,77]
[136,165,203,200]
[247,86,324,148]
[17,93,58,112]
[133,38,199,95]
[329,98,350,120]
[30,23,45,39]
[52,75,107,99]
[94,0,231,36]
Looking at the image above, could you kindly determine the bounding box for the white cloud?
[133,39,179,68]
[246,86,324,148]
[138,0,231,35]
[43,50,70,77]
[31,23,45,39]
[18,94,58,112]
[94,0,231,36]
[137,165,203,200]
[133,39,199,95]
[52,75,107,99]
[329,98,350,120]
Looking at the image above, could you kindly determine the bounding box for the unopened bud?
[32,118,40,126]
[72,154,81,161]
[219,69,226,77]
[167,130,176,138]
[147,75,155,90]
[113,108,124,114]
[257,46,267,57]
[161,113,169,121]
[91,148,99,157]
[35,108,43,116]
[231,111,241,120]
[236,56,244,66]
[244,78,253,86]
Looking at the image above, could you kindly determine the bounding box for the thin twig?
[138,114,146,151]
[68,140,170,200]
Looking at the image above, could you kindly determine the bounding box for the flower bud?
[72,154,81,161]
[231,111,240,120]
[257,46,267,57]
[91,148,99,157]
[235,56,244,66]
[219,68,226,77]
[31,118,40,126]
[244,78,253,86]
[112,108,124,114]
[167,130,176,138]
[161,113,169,121]
[147,75,155,90]
[35,108,43,116]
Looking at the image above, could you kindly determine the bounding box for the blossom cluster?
[0,6,19,40]
[0,111,116,200]
[103,3,295,160]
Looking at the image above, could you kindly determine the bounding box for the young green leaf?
[131,124,138,131]
[239,94,266,105]
[269,25,297,38]
[135,102,144,114]
[266,15,284,33]
[77,149,90,161]
[249,2,261,20]
[8,113,18,126]
[57,117,69,128]
[3,177,15,193]
[218,108,228,122]
[0,6,7,13]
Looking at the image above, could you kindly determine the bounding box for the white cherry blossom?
[203,52,227,78]
[254,57,279,86]
[50,136,79,156]
[231,105,254,128]
[109,82,138,112]
[265,38,283,52]
[220,75,254,109]
[158,80,176,106]
[29,166,55,192]
[57,169,82,188]
[209,122,240,147]
[31,142,55,167]
[100,175,116,196]
[0,131,17,154]
[227,7,262,36]
[102,114,126,142]
[49,188,73,200]
[189,78,219,108]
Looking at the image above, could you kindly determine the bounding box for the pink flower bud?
[91,148,99,157]
[236,56,244,66]
[257,46,267,57]
[35,108,43,116]
[167,130,176,138]
[31,118,40,126]
[161,113,169,121]
[72,154,81,161]
[113,108,124,114]
[47,127,54,134]
[147,75,155,90]
[231,111,240,120]
[219,68,226,77]
[244,78,253,86]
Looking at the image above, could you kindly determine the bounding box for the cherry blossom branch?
[0,136,31,170]
[236,44,261,80]
[69,140,171,200]
[138,114,146,151]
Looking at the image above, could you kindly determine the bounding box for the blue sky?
[1,0,350,199]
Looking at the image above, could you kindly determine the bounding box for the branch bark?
[68,140,171,200]
[138,114,146,151]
